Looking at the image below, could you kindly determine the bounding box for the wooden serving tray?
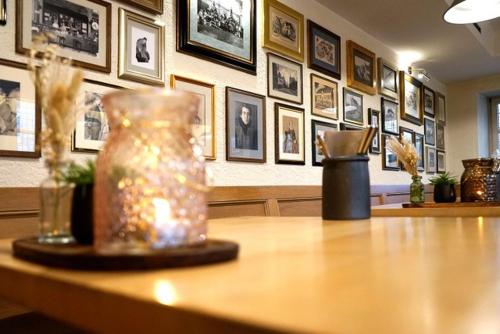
[403,202,500,208]
[12,237,239,271]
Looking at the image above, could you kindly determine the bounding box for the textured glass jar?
[461,158,495,202]
[410,175,424,204]
[94,89,207,254]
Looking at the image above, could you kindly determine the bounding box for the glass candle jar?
[461,158,495,202]
[94,89,208,254]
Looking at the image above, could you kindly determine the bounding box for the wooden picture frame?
[0,59,41,158]
[437,92,447,125]
[177,0,257,74]
[16,0,112,73]
[310,74,338,120]
[381,97,399,135]
[347,40,376,95]
[267,53,303,105]
[424,117,436,146]
[311,120,337,166]
[377,58,398,100]
[399,126,415,171]
[426,146,436,174]
[118,8,165,86]
[275,103,305,165]
[225,87,266,163]
[423,86,435,118]
[117,0,163,14]
[382,134,400,171]
[263,0,304,62]
[415,133,425,172]
[307,20,341,80]
[437,150,446,174]
[343,88,364,126]
[399,72,423,125]
[368,108,381,154]
[170,75,216,160]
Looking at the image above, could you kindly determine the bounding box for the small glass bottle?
[410,175,425,204]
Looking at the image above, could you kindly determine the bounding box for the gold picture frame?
[399,71,423,125]
[117,0,163,14]
[170,75,216,160]
[347,40,376,95]
[377,57,398,100]
[310,73,338,120]
[118,8,165,86]
[263,0,304,62]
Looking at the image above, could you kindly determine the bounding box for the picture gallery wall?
[0,0,448,187]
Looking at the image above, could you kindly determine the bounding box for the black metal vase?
[71,183,94,245]
[433,184,456,203]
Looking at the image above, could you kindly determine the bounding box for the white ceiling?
[317,0,500,83]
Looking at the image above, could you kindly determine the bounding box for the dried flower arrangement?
[387,136,419,177]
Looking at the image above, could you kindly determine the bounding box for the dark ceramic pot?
[71,183,94,245]
[433,184,456,203]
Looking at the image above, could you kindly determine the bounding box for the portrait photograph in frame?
[275,103,305,165]
[415,133,425,172]
[343,88,364,126]
[226,87,266,163]
[310,74,338,120]
[307,20,341,80]
[267,53,303,105]
[436,123,445,150]
[377,58,398,100]
[437,92,446,125]
[437,150,446,174]
[400,72,423,125]
[423,86,435,118]
[426,146,436,174]
[368,108,380,154]
[16,0,111,73]
[170,75,216,160]
[263,0,304,62]
[424,117,436,146]
[117,0,163,14]
[381,97,399,135]
[347,40,376,95]
[119,8,164,86]
[72,79,124,153]
[0,60,40,158]
[382,134,400,171]
[311,120,337,166]
[177,0,256,74]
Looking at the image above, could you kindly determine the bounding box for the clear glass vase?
[94,89,208,254]
[410,175,425,204]
[39,162,75,244]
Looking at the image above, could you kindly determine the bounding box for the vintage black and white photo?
[273,63,298,96]
[347,41,376,95]
[275,103,304,165]
[437,92,446,124]
[426,146,436,173]
[423,86,435,117]
[377,58,398,99]
[353,52,373,87]
[312,120,337,166]
[83,91,108,141]
[343,88,363,125]
[0,80,20,136]
[405,82,419,118]
[437,150,446,173]
[424,117,435,146]
[197,0,244,48]
[368,109,380,154]
[415,133,425,172]
[436,123,445,150]
[310,74,337,120]
[382,66,396,93]
[400,73,423,125]
[382,134,399,171]
[267,53,303,104]
[381,97,399,135]
[226,87,266,162]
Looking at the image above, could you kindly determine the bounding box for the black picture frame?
[307,20,341,80]
[436,123,445,150]
[311,120,338,166]
[340,122,363,131]
[437,150,446,174]
[343,88,364,126]
[267,53,304,105]
[415,133,425,172]
[177,0,257,75]
[426,146,436,174]
[368,108,380,154]
[399,71,423,125]
[423,85,435,118]
[424,117,436,146]
[381,97,399,135]
[399,126,415,171]
[382,134,400,171]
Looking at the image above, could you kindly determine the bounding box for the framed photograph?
[368,109,380,154]
[377,58,398,100]
[426,146,436,174]
[382,134,399,171]
[171,75,216,160]
[436,123,445,150]
[343,88,363,126]
[267,53,303,104]
[423,86,435,118]
[399,126,415,144]
[0,60,40,158]
[424,117,436,146]
[437,92,446,125]
[275,103,304,165]
[381,97,399,135]
[177,0,256,74]
[72,79,124,153]
[118,8,164,86]
[310,74,338,120]
[415,133,425,172]
[16,0,111,73]
[400,72,423,125]
[307,20,341,79]
[347,40,376,95]
[226,87,266,162]
[312,120,337,166]
[263,0,304,62]
[117,0,163,14]
[340,122,363,131]
[437,150,446,174]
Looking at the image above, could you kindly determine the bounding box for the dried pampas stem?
[387,136,420,177]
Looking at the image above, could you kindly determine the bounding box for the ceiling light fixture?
[408,66,431,82]
[443,0,500,24]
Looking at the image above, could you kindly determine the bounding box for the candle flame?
[153,198,176,229]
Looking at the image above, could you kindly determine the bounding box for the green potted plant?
[64,160,95,244]
[429,172,458,203]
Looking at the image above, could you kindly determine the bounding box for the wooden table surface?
[0,216,499,334]
[372,203,500,217]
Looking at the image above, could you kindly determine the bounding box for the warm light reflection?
[477,216,484,242]
[154,280,178,305]
[153,198,178,229]
[397,51,423,71]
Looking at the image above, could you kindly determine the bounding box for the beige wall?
[447,74,500,175]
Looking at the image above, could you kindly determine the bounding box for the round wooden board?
[12,238,239,271]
